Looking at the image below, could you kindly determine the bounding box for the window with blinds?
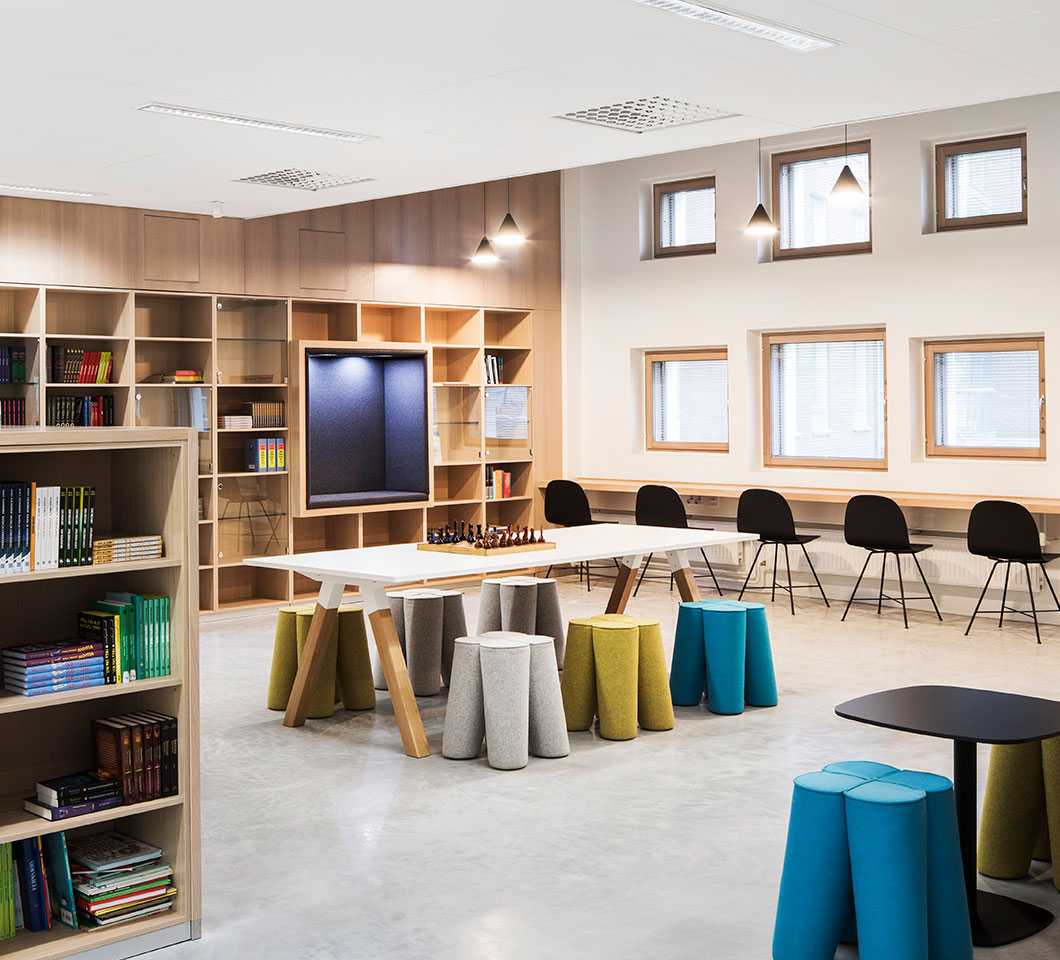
[764,331,886,467]
[645,349,728,450]
[925,338,1044,458]
[653,176,717,258]
[772,141,871,258]
[936,134,1027,230]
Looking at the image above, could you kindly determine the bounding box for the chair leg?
[842,553,872,622]
[783,544,795,615]
[669,574,674,593]
[999,562,1012,628]
[770,543,779,602]
[965,561,999,637]
[544,565,552,579]
[701,548,724,596]
[911,553,943,622]
[896,554,908,629]
[1025,562,1041,645]
[738,542,764,601]
[633,553,653,598]
[801,543,830,607]
[585,562,591,593]
[877,552,887,615]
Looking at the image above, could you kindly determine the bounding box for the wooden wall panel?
[199,216,245,294]
[299,228,345,291]
[143,214,201,283]
[59,202,136,288]
[372,191,434,303]
[532,308,563,515]
[0,196,62,284]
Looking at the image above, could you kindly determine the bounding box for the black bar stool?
[543,479,609,591]
[840,494,943,629]
[631,484,723,597]
[736,488,829,614]
[966,500,1060,644]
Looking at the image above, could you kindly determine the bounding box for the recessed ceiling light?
[139,102,375,143]
[0,182,96,198]
[235,169,375,191]
[558,96,737,134]
[631,0,838,52]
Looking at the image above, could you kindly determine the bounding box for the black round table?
[835,684,1060,948]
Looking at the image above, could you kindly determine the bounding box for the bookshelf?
[0,427,200,960]
[2,291,536,611]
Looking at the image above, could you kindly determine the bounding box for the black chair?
[840,495,942,629]
[966,500,1060,644]
[543,479,607,590]
[632,484,723,597]
[736,489,829,614]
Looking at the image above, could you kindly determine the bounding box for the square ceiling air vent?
[558,96,738,133]
[235,169,375,191]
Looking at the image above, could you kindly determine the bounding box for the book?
[37,772,122,808]
[42,834,77,929]
[23,795,122,822]
[77,897,174,928]
[2,640,103,665]
[73,862,172,898]
[3,677,106,697]
[65,834,161,873]
[94,719,135,802]
[13,837,50,932]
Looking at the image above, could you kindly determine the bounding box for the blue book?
[4,677,107,697]
[9,669,106,691]
[42,834,77,929]
[13,839,49,932]
[5,657,105,677]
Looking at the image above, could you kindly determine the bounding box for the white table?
[246,524,758,757]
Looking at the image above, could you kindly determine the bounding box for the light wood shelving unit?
[0,427,200,960]
[2,291,535,611]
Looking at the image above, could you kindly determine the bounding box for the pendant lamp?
[744,139,777,237]
[494,179,526,246]
[471,183,499,265]
[829,124,867,205]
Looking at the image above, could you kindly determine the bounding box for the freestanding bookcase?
[0,427,200,960]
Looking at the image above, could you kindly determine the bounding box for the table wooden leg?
[606,556,641,614]
[668,550,701,603]
[283,580,345,728]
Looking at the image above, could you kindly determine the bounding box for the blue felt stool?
[701,602,747,715]
[773,771,862,959]
[824,760,898,781]
[670,603,708,706]
[729,599,778,707]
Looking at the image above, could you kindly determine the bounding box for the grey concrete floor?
[171,577,1058,960]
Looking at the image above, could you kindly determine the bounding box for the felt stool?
[477,576,566,667]
[336,606,376,711]
[375,588,466,695]
[526,634,570,759]
[978,736,1060,890]
[442,637,486,760]
[480,635,532,770]
[560,615,673,740]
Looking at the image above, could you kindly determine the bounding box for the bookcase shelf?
[0,909,187,960]
[0,556,181,586]
[0,676,182,717]
[0,792,183,846]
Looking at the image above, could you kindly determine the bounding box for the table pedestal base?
[972,890,1053,947]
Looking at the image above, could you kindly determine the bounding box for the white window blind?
[769,337,885,461]
[933,348,1041,449]
[658,184,716,249]
[778,151,869,250]
[651,357,728,445]
[943,147,1023,220]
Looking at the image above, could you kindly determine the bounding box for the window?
[925,338,1044,459]
[645,349,728,451]
[771,141,871,259]
[935,134,1027,231]
[653,177,716,258]
[763,330,886,468]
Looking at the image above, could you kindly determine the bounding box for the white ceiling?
[3,0,1058,219]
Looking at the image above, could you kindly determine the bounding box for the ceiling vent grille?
[235,169,375,191]
[557,96,737,134]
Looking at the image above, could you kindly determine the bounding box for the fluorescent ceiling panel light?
[631,0,837,52]
[0,182,95,198]
[235,169,375,191]
[139,102,374,143]
[559,96,737,134]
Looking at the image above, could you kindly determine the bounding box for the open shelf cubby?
[432,346,482,385]
[427,501,484,532]
[433,462,483,503]
[45,336,132,386]
[45,289,131,338]
[484,309,532,348]
[359,304,423,343]
[0,286,42,335]
[361,507,425,548]
[218,564,289,609]
[291,300,358,342]
[486,460,533,501]
[487,496,533,530]
[425,307,482,346]
[134,293,213,340]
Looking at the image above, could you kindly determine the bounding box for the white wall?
[563,92,1060,498]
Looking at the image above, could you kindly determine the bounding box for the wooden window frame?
[652,176,717,259]
[645,348,729,452]
[935,133,1028,232]
[762,328,888,470]
[771,140,872,260]
[924,337,1045,460]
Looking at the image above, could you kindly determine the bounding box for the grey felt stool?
[526,634,570,758]
[480,635,532,771]
[441,636,486,760]
[374,588,467,695]
[477,576,567,668]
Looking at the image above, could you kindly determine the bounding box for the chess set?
[416,522,555,556]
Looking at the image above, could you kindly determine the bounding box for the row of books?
[0,483,94,572]
[92,535,163,565]
[46,394,116,427]
[142,369,203,384]
[0,398,27,427]
[0,345,27,384]
[0,832,174,936]
[220,400,285,428]
[484,353,506,384]
[485,467,513,500]
[46,347,112,384]
[245,437,286,472]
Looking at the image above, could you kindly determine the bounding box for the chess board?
[415,540,556,556]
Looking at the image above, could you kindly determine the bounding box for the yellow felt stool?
[978,737,1060,890]
[633,619,675,732]
[266,606,302,712]
[560,618,597,731]
[337,605,376,711]
[592,620,640,740]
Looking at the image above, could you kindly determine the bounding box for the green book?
[106,593,145,679]
[95,600,135,682]
[1,842,10,940]
[162,595,171,675]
